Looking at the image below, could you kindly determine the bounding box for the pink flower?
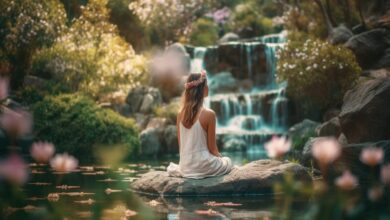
[264,136,291,158]
[360,147,383,166]
[368,186,383,202]
[312,138,341,165]
[0,108,32,138]
[50,153,78,172]
[30,142,55,163]
[380,164,390,184]
[335,170,358,190]
[0,154,29,185]
[0,76,9,100]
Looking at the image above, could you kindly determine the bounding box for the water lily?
[380,164,390,184]
[0,154,29,185]
[50,153,78,172]
[368,186,383,202]
[312,138,341,165]
[30,141,55,163]
[264,136,291,159]
[335,170,358,190]
[0,108,32,138]
[360,147,383,166]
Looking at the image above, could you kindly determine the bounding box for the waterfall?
[189,32,288,151]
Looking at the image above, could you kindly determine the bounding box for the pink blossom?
[0,154,29,185]
[380,164,390,184]
[264,136,291,158]
[335,170,358,190]
[0,76,9,100]
[312,138,341,165]
[360,147,383,166]
[368,186,383,202]
[0,108,32,138]
[50,153,78,172]
[30,142,55,163]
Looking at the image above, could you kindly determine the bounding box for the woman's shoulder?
[201,107,216,118]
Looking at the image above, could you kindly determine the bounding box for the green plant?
[153,100,180,124]
[277,38,361,112]
[189,18,219,46]
[32,94,140,162]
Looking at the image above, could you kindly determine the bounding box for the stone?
[164,125,179,154]
[208,72,239,94]
[139,128,161,157]
[288,119,320,140]
[131,160,311,196]
[146,117,169,130]
[345,28,390,69]
[339,78,390,143]
[316,117,341,137]
[218,32,240,44]
[329,24,353,45]
[374,48,390,69]
[223,138,247,152]
[126,86,162,114]
[364,68,390,79]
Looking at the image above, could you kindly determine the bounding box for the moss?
[32,94,139,162]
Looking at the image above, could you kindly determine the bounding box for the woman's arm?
[206,110,221,157]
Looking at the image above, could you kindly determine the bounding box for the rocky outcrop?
[345,28,390,69]
[316,117,341,137]
[329,24,353,45]
[163,125,179,154]
[219,32,240,44]
[131,160,311,196]
[126,86,162,114]
[208,72,239,94]
[339,78,390,143]
[288,119,319,140]
[139,128,161,156]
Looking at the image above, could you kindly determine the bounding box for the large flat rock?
[131,160,312,196]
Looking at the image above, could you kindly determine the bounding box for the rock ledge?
[131,160,311,196]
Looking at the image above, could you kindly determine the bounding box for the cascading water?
[189,32,288,152]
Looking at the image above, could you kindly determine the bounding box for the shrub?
[153,99,180,123]
[30,0,148,99]
[189,18,219,46]
[32,94,140,161]
[277,38,361,113]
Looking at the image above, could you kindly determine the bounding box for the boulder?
[218,32,240,44]
[363,68,390,79]
[373,48,390,69]
[208,72,239,94]
[316,117,341,137]
[329,24,353,45]
[345,28,390,69]
[139,128,161,157]
[164,125,179,154]
[126,86,162,114]
[146,117,169,130]
[339,78,390,143]
[131,160,311,196]
[288,119,320,140]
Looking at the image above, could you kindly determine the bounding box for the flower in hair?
[184,70,207,89]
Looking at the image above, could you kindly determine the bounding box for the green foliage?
[227,2,278,38]
[153,100,180,124]
[292,129,317,152]
[31,0,148,99]
[32,94,140,161]
[189,18,219,46]
[277,38,361,112]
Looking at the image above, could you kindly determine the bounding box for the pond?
[3,151,312,220]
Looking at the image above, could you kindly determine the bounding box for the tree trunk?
[356,0,366,28]
[325,0,336,26]
[313,0,334,34]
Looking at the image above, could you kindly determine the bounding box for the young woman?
[167,70,233,179]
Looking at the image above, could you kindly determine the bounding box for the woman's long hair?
[180,73,207,127]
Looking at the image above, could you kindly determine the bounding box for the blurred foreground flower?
[30,142,55,163]
[368,186,383,202]
[0,154,29,185]
[50,153,78,172]
[264,136,291,159]
[0,108,32,138]
[0,76,9,100]
[380,164,390,184]
[360,147,383,166]
[335,170,358,190]
[312,138,341,165]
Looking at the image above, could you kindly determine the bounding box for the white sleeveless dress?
[167,115,233,179]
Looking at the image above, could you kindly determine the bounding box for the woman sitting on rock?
[167,70,234,179]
